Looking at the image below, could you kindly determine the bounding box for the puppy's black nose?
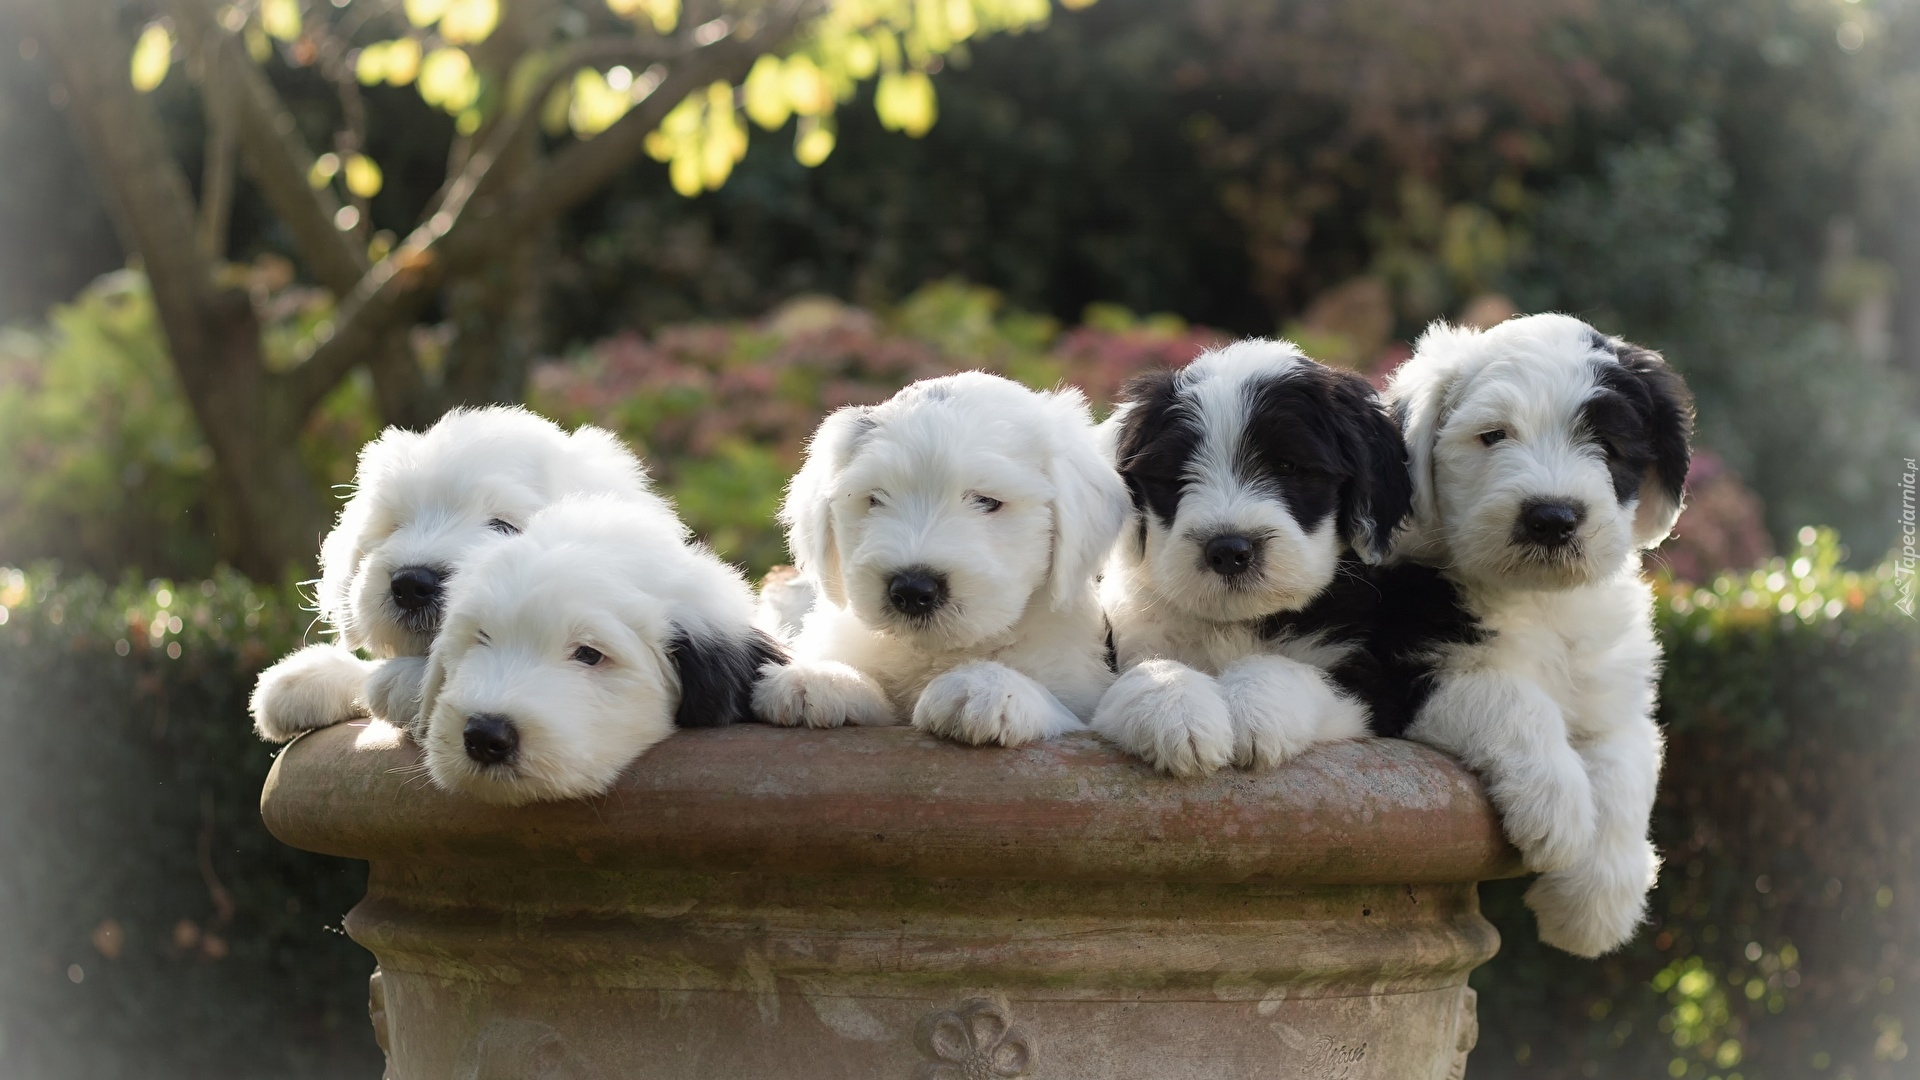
[887,569,948,617]
[1520,501,1584,547]
[390,566,443,612]
[1202,535,1256,576]
[463,713,518,765]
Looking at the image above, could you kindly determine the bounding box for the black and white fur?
[249,407,662,743]
[1385,313,1692,957]
[752,372,1130,747]
[1092,340,1414,776]
[417,494,786,805]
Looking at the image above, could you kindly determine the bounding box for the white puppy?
[417,494,784,805]
[249,407,660,742]
[1385,313,1693,957]
[1092,341,1414,777]
[753,372,1130,747]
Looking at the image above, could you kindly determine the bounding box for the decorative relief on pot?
[1310,1037,1368,1078]
[1444,986,1479,1080]
[912,997,1034,1080]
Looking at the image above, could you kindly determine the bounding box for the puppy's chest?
[1470,588,1653,722]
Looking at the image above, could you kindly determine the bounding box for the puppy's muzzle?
[1201,534,1259,578]
[391,565,446,613]
[886,567,949,618]
[463,713,519,766]
[1515,499,1586,550]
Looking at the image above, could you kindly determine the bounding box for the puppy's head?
[1111,340,1412,623]
[317,407,653,658]
[781,372,1127,650]
[418,496,777,806]
[1389,313,1693,590]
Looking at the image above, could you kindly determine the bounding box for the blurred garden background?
[1,0,1918,1076]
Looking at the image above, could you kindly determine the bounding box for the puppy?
[1385,312,1692,957]
[753,372,1130,747]
[249,407,660,742]
[1091,340,1414,776]
[418,494,785,805]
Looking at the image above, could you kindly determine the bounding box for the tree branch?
[196,52,238,260]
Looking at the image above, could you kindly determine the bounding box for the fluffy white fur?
[249,407,660,743]
[418,495,765,805]
[754,372,1129,747]
[1387,313,1690,957]
[1093,341,1397,776]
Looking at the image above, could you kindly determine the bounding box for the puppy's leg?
[1527,714,1663,956]
[1215,655,1369,770]
[250,643,374,743]
[914,661,1083,747]
[1406,670,1596,873]
[752,661,894,728]
[364,656,430,737]
[1091,659,1234,777]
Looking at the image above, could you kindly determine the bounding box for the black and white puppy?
[1092,340,1414,776]
[417,494,786,805]
[1385,312,1692,957]
[753,372,1130,746]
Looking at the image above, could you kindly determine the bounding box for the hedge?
[0,530,1914,1079]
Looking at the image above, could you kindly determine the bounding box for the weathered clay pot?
[263,722,1519,1079]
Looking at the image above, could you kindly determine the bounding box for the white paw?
[1493,747,1598,873]
[365,656,428,734]
[751,661,893,728]
[1216,657,1368,771]
[250,644,373,743]
[913,662,1081,747]
[1090,659,1234,777]
[1526,838,1659,957]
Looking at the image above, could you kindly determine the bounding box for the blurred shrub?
[1473,529,1920,1080]
[0,567,381,1080]
[530,279,1225,574]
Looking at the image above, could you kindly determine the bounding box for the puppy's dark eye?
[971,494,1004,513]
[1478,429,1509,447]
[867,493,884,509]
[570,645,604,667]
[487,518,520,535]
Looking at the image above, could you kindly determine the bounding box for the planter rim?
[262,722,1521,885]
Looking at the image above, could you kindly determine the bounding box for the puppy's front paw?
[913,662,1080,747]
[365,656,428,734]
[1216,657,1368,771]
[1494,746,1598,873]
[1525,837,1659,958]
[751,661,893,728]
[250,644,373,743]
[1090,659,1233,777]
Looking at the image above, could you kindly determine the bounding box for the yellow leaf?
[244,23,271,62]
[568,68,632,137]
[794,115,835,167]
[354,42,389,85]
[455,109,481,135]
[439,0,499,45]
[743,55,790,131]
[541,83,573,136]
[874,70,936,137]
[843,36,878,80]
[607,0,678,34]
[404,0,451,28]
[343,154,384,198]
[418,47,478,112]
[261,0,301,42]
[644,130,673,162]
[1059,0,1097,8]
[129,22,173,93]
[307,152,340,188]
[945,0,978,42]
[783,56,832,116]
[669,152,701,197]
[383,38,422,85]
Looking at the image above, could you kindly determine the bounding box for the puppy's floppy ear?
[668,625,788,728]
[1385,321,1479,553]
[1604,336,1695,547]
[1328,372,1413,564]
[318,426,424,647]
[780,406,873,607]
[1043,387,1131,610]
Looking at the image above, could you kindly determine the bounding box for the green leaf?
[129,23,173,93]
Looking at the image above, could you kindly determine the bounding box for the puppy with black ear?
[1385,312,1693,957]
[249,407,662,743]
[417,494,785,805]
[753,372,1130,747]
[1092,340,1414,776]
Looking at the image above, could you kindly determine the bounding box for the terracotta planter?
[263,722,1520,1079]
